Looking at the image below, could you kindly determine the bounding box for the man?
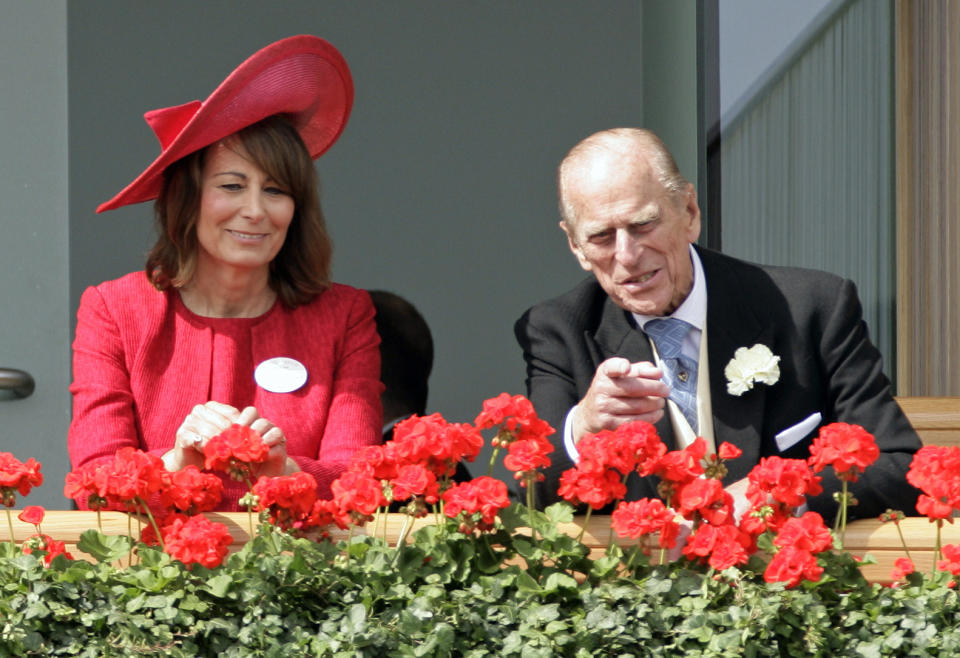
[514,128,920,519]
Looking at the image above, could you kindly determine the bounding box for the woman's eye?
[219,183,243,191]
[265,186,290,196]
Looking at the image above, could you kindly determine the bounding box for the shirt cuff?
[563,405,581,464]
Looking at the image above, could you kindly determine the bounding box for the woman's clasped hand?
[166,401,297,480]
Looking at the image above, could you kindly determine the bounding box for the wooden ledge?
[3,511,947,583]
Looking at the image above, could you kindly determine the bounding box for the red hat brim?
[97,35,353,213]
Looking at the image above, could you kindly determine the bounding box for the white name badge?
[254,357,308,393]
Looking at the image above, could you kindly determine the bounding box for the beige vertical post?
[896,0,960,395]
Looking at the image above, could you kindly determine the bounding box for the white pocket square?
[774,412,822,452]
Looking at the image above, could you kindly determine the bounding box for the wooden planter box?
[4,510,952,583]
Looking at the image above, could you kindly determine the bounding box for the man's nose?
[614,229,641,266]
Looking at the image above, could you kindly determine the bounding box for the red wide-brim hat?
[97,35,353,213]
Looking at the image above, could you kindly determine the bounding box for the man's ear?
[683,183,702,244]
[559,220,592,272]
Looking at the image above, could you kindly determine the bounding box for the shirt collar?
[632,244,706,331]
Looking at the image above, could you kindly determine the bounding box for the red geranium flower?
[503,437,553,483]
[388,414,484,479]
[253,471,320,529]
[891,557,914,581]
[331,470,387,523]
[475,394,555,453]
[578,422,666,478]
[160,514,233,569]
[907,446,960,519]
[390,464,440,506]
[772,511,834,553]
[764,545,824,588]
[676,478,734,526]
[0,452,43,507]
[611,498,681,549]
[475,393,539,432]
[160,466,224,515]
[557,468,626,510]
[739,503,791,539]
[96,447,165,511]
[442,476,510,533]
[64,462,109,511]
[22,534,73,566]
[204,424,270,481]
[18,505,45,526]
[682,523,752,571]
[808,422,879,482]
[916,494,955,521]
[305,498,350,534]
[938,544,960,576]
[747,456,823,509]
[718,442,742,461]
[348,445,397,481]
[654,437,707,490]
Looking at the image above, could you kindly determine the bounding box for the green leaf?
[542,572,579,593]
[204,573,233,598]
[543,503,574,525]
[516,570,542,594]
[77,529,132,563]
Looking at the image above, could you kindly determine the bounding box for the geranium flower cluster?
[901,444,960,579]
[475,394,555,488]
[558,421,665,509]
[203,424,270,481]
[17,506,74,566]
[62,424,278,568]
[141,513,233,569]
[565,422,874,586]
[808,422,880,483]
[0,452,43,507]
[905,445,960,520]
[330,405,517,533]
[253,471,345,536]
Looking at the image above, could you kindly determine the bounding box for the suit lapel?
[699,248,773,481]
[589,296,678,451]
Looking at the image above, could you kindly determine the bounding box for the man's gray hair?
[557,128,690,227]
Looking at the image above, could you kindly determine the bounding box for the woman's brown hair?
[145,114,332,307]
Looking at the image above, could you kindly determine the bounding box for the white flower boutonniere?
[725,344,781,396]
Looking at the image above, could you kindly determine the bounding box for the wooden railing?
[897,396,960,447]
[4,510,952,584]
[3,398,952,583]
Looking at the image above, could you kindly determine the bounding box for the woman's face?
[194,141,295,277]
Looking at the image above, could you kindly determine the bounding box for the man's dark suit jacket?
[514,247,921,520]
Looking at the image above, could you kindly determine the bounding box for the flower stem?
[833,480,849,545]
[935,518,943,572]
[392,514,413,564]
[137,497,165,552]
[244,477,254,537]
[892,516,913,562]
[5,508,14,546]
[576,507,593,544]
[486,446,501,477]
[525,475,537,542]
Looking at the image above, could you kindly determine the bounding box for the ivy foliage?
[1,505,959,657]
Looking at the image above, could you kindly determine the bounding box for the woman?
[68,36,382,509]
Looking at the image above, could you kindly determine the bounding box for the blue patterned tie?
[644,318,699,433]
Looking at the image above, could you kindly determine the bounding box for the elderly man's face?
[561,155,701,316]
